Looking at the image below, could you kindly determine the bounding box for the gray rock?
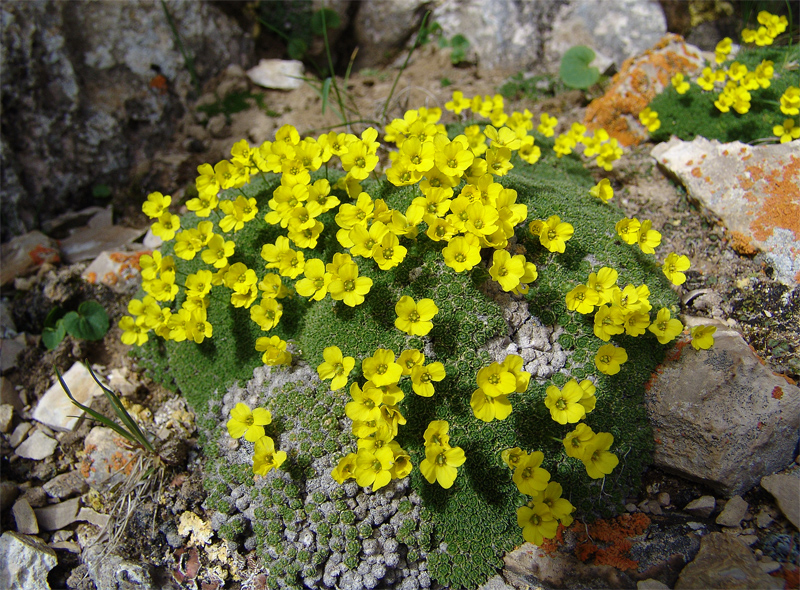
[0,403,13,433]
[21,486,48,508]
[652,137,800,286]
[34,497,81,531]
[755,509,774,529]
[59,225,145,264]
[637,579,670,590]
[0,334,27,373]
[545,0,667,74]
[675,532,782,589]
[8,421,31,448]
[761,472,800,529]
[83,544,154,590]
[0,231,60,286]
[33,361,104,431]
[14,429,58,460]
[246,59,304,91]
[77,507,112,529]
[353,0,428,69]
[43,470,89,499]
[684,495,715,519]
[480,574,516,589]
[0,376,23,411]
[0,0,252,242]
[80,426,144,489]
[645,324,800,496]
[657,492,671,507]
[11,498,39,535]
[759,559,781,574]
[0,531,58,590]
[716,495,748,527]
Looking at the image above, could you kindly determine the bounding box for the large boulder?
[645,322,800,497]
[0,0,252,242]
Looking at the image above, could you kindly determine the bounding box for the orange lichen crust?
[583,34,704,147]
[741,155,800,244]
[571,513,651,570]
[729,231,759,256]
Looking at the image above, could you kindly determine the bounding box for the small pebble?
[648,500,663,516]
[738,534,758,546]
[657,492,671,507]
[687,521,705,530]
[759,560,781,574]
[626,503,638,513]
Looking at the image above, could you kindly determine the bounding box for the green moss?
[649,45,800,145]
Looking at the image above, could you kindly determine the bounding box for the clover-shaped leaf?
[560,45,600,89]
[42,307,67,350]
[62,301,109,341]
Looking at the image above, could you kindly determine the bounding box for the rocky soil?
[1,33,798,590]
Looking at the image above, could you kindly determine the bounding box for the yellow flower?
[696,67,717,91]
[295,258,331,301]
[518,135,541,164]
[362,348,402,387]
[345,382,384,422]
[373,232,407,270]
[535,215,574,253]
[389,442,413,479]
[328,262,372,307]
[638,108,660,133]
[485,146,514,176]
[476,362,516,398]
[565,284,600,314]
[691,324,716,350]
[470,388,512,422]
[637,219,662,254]
[410,362,446,397]
[340,141,379,181]
[649,308,683,345]
[577,379,596,414]
[563,423,596,460]
[442,233,482,272]
[119,315,149,346]
[219,195,258,233]
[355,447,394,491]
[331,452,358,483]
[537,113,558,137]
[512,451,550,496]
[397,349,425,376]
[540,482,575,526]
[517,504,558,545]
[255,335,291,366]
[142,191,171,218]
[226,402,273,442]
[780,87,800,116]
[544,380,586,425]
[671,72,690,94]
[249,297,282,331]
[587,267,618,304]
[773,119,800,143]
[420,444,465,489]
[615,217,641,244]
[317,346,355,390]
[582,432,619,479]
[501,447,528,470]
[594,344,628,375]
[151,211,180,242]
[593,304,624,341]
[423,420,450,448]
[590,178,614,203]
[489,250,526,292]
[202,234,235,269]
[395,296,438,336]
[595,138,623,171]
[662,252,691,285]
[445,90,471,114]
[501,354,531,393]
[253,436,287,476]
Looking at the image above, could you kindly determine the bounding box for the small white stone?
[8,422,31,448]
[0,404,13,434]
[11,498,39,534]
[33,362,104,432]
[247,59,304,90]
[0,531,58,589]
[34,497,80,531]
[15,430,58,460]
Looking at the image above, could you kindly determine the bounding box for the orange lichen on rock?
[730,231,759,256]
[571,513,651,570]
[583,34,704,147]
[771,386,784,400]
[741,155,800,243]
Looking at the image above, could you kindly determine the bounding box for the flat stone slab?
[761,472,800,529]
[14,430,58,461]
[33,362,104,432]
[246,59,303,90]
[646,324,800,496]
[81,249,151,292]
[33,497,80,531]
[652,137,800,285]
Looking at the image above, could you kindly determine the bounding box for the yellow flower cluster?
[420,420,466,489]
[563,424,619,479]
[329,343,448,491]
[666,12,792,123]
[741,11,788,46]
[470,354,530,422]
[226,402,287,476]
[501,447,575,545]
[551,123,623,170]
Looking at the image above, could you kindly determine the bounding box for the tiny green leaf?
[560,45,600,89]
[287,37,308,61]
[62,301,109,341]
[42,322,66,350]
